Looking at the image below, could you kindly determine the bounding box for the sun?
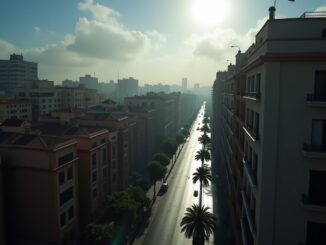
[191,0,229,27]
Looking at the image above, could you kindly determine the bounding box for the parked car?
[161,182,168,191]
[194,190,198,197]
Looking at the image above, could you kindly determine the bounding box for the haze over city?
[0,0,325,85]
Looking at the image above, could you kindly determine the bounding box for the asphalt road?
[141,105,216,245]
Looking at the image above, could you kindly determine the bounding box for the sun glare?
[191,0,229,27]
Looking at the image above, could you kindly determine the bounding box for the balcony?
[243,124,259,142]
[301,194,326,212]
[243,91,261,101]
[242,159,257,189]
[241,190,256,235]
[303,143,326,159]
[306,93,326,107]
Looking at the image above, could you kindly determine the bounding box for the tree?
[127,186,150,209]
[176,133,185,145]
[192,166,212,206]
[195,149,210,166]
[180,204,216,245]
[198,134,211,150]
[200,124,210,134]
[202,117,210,124]
[130,172,149,191]
[181,128,190,138]
[162,138,178,158]
[106,191,138,228]
[85,223,114,245]
[153,152,170,166]
[147,161,167,199]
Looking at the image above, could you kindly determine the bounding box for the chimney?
[269,6,276,20]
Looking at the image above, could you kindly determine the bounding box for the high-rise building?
[117,77,139,102]
[212,11,326,245]
[0,54,38,93]
[182,77,187,91]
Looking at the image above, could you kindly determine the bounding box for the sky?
[0,0,325,86]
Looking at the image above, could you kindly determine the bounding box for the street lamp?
[231,45,241,52]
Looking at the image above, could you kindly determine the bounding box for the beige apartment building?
[212,11,326,245]
[0,98,32,123]
[0,130,79,245]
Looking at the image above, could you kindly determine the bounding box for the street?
[136,105,218,245]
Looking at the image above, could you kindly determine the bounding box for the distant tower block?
[182,78,188,91]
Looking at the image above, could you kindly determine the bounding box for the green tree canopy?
[176,133,185,145]
[127,186,150,209]
[147,161,167,198]
[85,223,114,245]
[130,172,149,191]
[106,191,138,227]
[153,152,170,166]
[180,204,216,245]
[162,138,178,157]
[198,134,211,149]
[192,166,212,206]
[195,149,211,166]
[200,124,210,134]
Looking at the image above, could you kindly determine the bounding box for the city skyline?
[0,0,325,85]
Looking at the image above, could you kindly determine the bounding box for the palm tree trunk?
[199,180,202,206]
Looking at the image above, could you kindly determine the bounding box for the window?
[314,71,326,100]
[92,171,97,183]
[60,212,66,227]
[103,168,107,179]
[113,174,116,183]
[58,153,74,166]
[92,154,97,170]
[311,120,326,150]
[92,142,97,148]
[60,187,73,206]
[254,112,260,135]
[306,221,326,245]
[68,206,74,220]
[101,138,106,144]
[322,29,326,38]
[92,188,97,198]
[59,171,65,185]
[112,160,116,169]
[102,148,107,162]
[67,167,73,180]
[308,170,326,205]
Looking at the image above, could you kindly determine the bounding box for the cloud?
[315,5,326,12]
[185,16,268,62]
[33,26,41,33]
[0,39,16,57]
[67,0,165,61]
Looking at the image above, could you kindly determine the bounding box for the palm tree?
[195,149,210,166]
[200,124,210,135]
[180,204,216,245]
[198,134,211,150]
[193,166,212,206]
[202,117,210,124]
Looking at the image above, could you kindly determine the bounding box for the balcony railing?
[243,91,261,100]
[301,194,326,212]
[306,93,326,107]
[303,143,326,158]
[243,124,259,142]
[241,190,256,235]
[243,159,257,188]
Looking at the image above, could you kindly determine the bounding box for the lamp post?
[231,45,241,52]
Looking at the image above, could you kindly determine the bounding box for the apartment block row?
[212,11,326,245]
[0,90,200,245]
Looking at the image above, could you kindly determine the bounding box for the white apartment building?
[212,11,326,245]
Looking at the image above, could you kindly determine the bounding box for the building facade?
[212,13,326,245]
[0,98,32,123]
[0,54,38,93]
[0,131,79,245]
